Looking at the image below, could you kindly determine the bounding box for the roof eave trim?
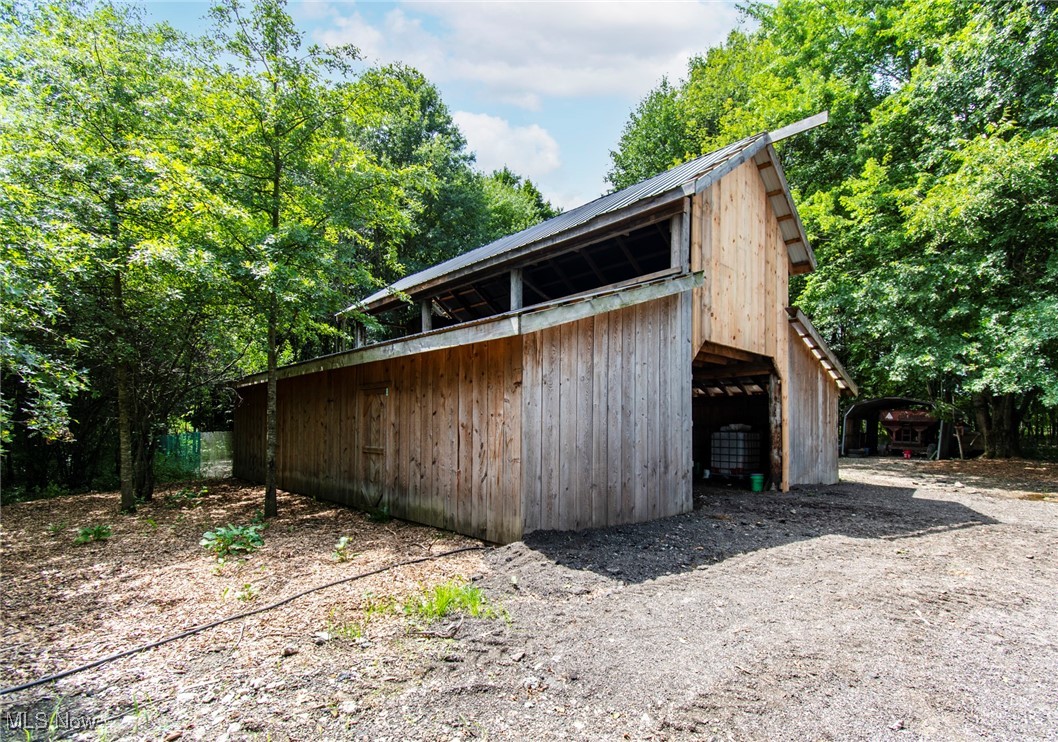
[758,141,818,273]
[683,135,770,198]
[786,307,858,396]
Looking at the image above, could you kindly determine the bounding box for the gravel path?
[354,460,1058,740]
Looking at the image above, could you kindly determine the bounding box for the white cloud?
[313,1,742,107]
[452,111,561,180]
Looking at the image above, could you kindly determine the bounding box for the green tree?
[609,0,1058,456]
[194,0,418,516]
[0,1,234,508]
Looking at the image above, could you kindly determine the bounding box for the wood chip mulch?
[0,480,487,738]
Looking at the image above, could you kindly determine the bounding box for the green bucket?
[749,473,765,492]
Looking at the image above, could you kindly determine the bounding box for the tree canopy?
[1,0,558,505]
[608,0,1058,457]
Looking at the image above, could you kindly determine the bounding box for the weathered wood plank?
[591,311,609,529]
[576,316,594,530]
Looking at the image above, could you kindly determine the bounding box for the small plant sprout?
[74,524,112,545]
[200,523,264,559]
[164,485,208,508]
[236,583,258,602]
[333,536,358,562]
[45,521,67,537]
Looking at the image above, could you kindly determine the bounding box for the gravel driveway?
[354,459,1058,740]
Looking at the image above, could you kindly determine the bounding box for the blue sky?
[141,1,746,211]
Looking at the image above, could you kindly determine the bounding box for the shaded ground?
[2,459,1057,740]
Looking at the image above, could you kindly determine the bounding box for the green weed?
[200,523,263,558]
[74,524,112,545]
[333,536,358,562]
[164,485,208,508]
[402,579,501,622]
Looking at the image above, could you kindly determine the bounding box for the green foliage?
[235,583,258,602]
[200,523,264,558]
[74,524,112,545]
[402,579,501,622]
[609,0,1058,455]
[46,521,68,537]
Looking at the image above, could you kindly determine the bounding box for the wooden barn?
[233,115,857,543]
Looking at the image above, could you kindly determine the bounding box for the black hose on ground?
[1,544,485,696]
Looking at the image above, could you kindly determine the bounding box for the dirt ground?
[2,458,1057,740]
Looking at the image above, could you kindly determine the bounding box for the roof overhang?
[350,191,687,316]
[786,307,858,396]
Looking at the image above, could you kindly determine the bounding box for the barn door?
[359,384,389,508]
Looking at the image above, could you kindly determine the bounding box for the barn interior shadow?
[510,479,999,587]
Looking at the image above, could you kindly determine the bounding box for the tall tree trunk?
[114,270,136,513]
[264,142,281,518]
[975,391,1025,458]
[265,298,278,517]
[133,426,157,502]
[116,361,136,511]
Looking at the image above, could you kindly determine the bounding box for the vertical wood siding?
[520,294,693,533]
[232,336,523,543]
[692,159,785,358]
[786,324,840,485]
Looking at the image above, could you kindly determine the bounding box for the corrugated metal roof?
[357,132,768,310]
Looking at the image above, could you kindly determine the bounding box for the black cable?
[1,544,485,696]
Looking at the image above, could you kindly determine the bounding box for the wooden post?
[353,322,366,349]
[420,300,432,332]
[510,268,523,311]
[769,373,783,489]
[671,200,690,273]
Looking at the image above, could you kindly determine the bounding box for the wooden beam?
[471,285,500,313]
[238,272,703,388]
[757,160,775,171]
[692,363,774,380]
[776,214,795,223]
[448,290,480,321]
[765,188,784,198]
[671,203,690,272]
[766,111,829,144]
[510,268,523,311]
[521,271,703,335]
[697,340,767,364]
[769,374,783,488]
[420,300,433,332]
[693,351,737,366]
[615,235,643,274]
[579,249,608,286]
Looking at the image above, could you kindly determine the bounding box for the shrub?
[200,524,264,559]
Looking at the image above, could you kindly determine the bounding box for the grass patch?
[402,579,502,622]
